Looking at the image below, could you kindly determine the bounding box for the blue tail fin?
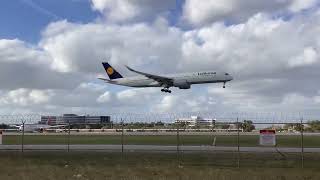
[102,62,123,79]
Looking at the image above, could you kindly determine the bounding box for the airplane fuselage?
[109,71,233,89]
[17,124,66,132]
[100,62,233,93]
[17,124,50,132]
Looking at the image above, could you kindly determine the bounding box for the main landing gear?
[161,88,171,93]
[223,82,226,88]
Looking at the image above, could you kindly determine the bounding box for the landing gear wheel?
[161,88,171,93]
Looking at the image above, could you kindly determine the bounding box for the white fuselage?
[109,71,233,89]
[17,124,50,132]
[17,124,65,132]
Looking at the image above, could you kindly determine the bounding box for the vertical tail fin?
[102,62,123,79]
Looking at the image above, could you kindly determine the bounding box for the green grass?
[3,134,320,147]
[0,152,319,180]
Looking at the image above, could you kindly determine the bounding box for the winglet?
[125,65,142,74]
[125,65,134,72]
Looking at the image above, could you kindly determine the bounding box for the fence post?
[176,122,180,166]
[211,119,216,146]
[67,120,70,153]
[300,117,304,168]
[121,119,124,155]
[0,130,2,145]
[237,117,240,168]
[21,120,25,153]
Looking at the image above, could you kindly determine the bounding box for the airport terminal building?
[40,114,111,125]
[175,116,215,127]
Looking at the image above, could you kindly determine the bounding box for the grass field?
[3,134,320,147]
[0,152,319,180]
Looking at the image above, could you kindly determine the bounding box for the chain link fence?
[0,113,319,168]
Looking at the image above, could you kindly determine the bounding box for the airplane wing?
[125,66,173,86]
[51,124,68,127]
[9,124,21,128]
[42,125,67,129]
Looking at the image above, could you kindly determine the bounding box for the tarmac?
[0,144,320,153]
[4,132,320,136]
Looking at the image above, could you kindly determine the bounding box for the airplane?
[11,118,67,133]
[98,62,233,93]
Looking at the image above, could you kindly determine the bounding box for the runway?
[4,132,320,136]
[1,144,320,153]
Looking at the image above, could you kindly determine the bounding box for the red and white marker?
[259,129,276,146]
[0,131,2,145]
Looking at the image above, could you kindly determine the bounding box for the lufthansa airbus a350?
[98,62,233,93]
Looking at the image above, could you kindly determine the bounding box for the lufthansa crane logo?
[107,67,114,75]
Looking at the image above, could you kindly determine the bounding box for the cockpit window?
[225,73,229,75]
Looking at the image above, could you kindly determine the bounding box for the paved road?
[0,144,320,153]
[4,132,320,136]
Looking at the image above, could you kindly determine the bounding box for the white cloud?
[39,10,320,78]
[279,93,320,111]
[91,0,138,22]
[183,0,234,26]
[289,0,318,12]
[117,89,138,100]
[29,90,52,104]
[116,88,159,105]
[97,91,111,103]
[0,38,83,90]
[0,89,52,106]
[0,1,320,116]
[90,0,175,23]
[153,95,177,112]
[152,91,217,113]
[281,93,309,105]
[180,13,320,77]
[40,19,182,74]
[0,39,50,65]
[182,0,318,26]
[314,94,320,103]
[288,47,318,67]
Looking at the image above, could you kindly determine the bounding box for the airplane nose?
[224,73,233,81]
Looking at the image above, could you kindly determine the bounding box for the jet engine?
[173,79,191,89]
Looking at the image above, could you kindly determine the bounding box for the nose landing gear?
[223,82,226,88]
[161,88,171,93]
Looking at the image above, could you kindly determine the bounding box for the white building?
[40,114,111,125]
[175,116,215,127]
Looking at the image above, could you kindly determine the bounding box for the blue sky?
[0,0,186,43]
[0,0,320,116]
[0,0,98,42]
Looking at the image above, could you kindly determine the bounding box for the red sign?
[260,130,276,134]
[259,129,276,146]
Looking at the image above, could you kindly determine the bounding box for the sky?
[0,0,320,116]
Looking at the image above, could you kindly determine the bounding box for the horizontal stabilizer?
[98,77,117,84]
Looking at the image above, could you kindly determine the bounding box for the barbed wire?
[0,112,318,124]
